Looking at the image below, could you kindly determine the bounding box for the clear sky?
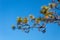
[0,0,60,40]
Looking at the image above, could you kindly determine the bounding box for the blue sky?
[0,0,60,40]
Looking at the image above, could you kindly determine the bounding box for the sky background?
[0,0,60,40]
